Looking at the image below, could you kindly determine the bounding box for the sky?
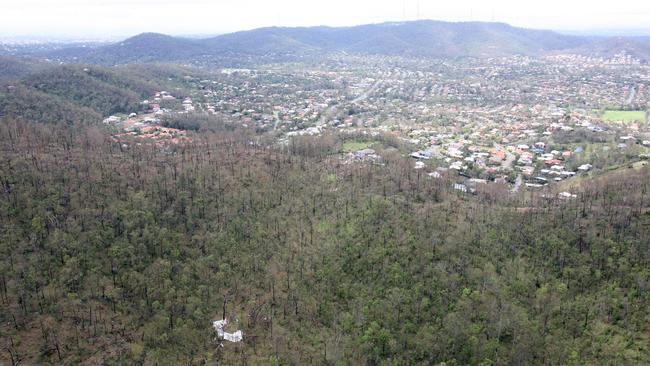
[1,0,649,39]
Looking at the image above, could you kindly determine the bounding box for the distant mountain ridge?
[203,21,587,56]
[22,20,650,64]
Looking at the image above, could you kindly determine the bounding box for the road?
[494,144,516,171]
[510,174,523,193]
[350,80,381,104]
[317,80,381,126]
[503,151,516,170]
[626,85,636,105]
[273,111,280,130]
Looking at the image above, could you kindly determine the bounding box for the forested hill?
[26,20,650,64]
[0,84,102,125]
[0,120,649,364]
[0,56,53,83]
[571,36,650,61]
[0,63,198,124]
[202,21,587,57]
[73,33,206,64]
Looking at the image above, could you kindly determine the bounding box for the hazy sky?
[1,0,649,39]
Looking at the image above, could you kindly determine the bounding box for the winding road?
[317,80,381,126]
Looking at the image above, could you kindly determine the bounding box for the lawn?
[601,110,647,124]
[341,141,375,152]
[632,161,649,170]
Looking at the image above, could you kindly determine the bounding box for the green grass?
[602,110,647,124]
[341,141,374,152]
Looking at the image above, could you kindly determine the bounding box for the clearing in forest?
[341,141,376,152]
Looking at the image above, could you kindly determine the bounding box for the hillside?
[0,62,201,124]
[27,20,650,65]
[205,21,588,58]
[0,122,648,365]
[0,56,53,82]
[0,84,101,125]
[82,33,206,64]
[570,36,650,60]
[22,66,152,116]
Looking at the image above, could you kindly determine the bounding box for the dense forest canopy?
[0,63,204,125]
[0,117,648,365]
[0,56,53,83]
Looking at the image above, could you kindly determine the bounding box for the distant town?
[104,52,650,200]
